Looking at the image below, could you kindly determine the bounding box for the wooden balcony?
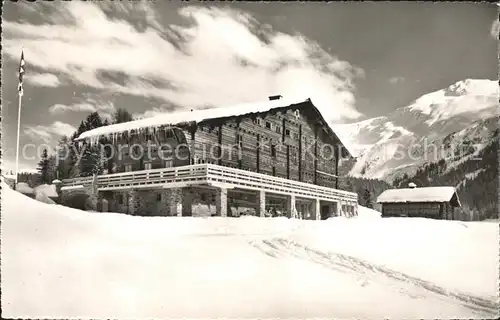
[61,164,357,203]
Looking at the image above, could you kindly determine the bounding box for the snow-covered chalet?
[61,97,358,219]
[377,183,462,220]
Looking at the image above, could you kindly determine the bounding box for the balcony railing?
[62,164,358,202]
[60,176,94,190]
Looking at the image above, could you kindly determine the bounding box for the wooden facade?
[381,202,457,219]
[109,99,348,190]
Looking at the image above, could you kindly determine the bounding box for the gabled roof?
[377,186,461,207]
[76,98,354,158]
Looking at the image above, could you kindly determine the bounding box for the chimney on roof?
[408,182,417,189]
[269,95,283,101]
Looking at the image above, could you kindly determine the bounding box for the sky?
[1,1,498,172]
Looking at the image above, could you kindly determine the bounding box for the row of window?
[252,118,299,139]
[121,156,332,174]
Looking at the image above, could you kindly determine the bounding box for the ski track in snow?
[249,237,499,318]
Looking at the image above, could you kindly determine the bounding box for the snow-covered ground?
[1,182,498,319]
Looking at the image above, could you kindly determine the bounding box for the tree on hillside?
[345,177,391,208]
[37,148,51,184]
[55,136,72,180]
[114,108,134,124]
[47,154,57,182]
[86,111,104,129]
[106,108,133,173]
[362,188,373,209]
[79,112,107,177]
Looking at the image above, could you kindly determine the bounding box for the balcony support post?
[128,190,136,215]
[182,187,193,217]
[256,190,266,217]
[286,194,297,218]
[169,188,183,217]
[312,198,320,220]
[215,187,228,217]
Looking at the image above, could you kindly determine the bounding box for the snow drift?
[1,183,498,319]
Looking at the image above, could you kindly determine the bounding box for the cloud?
[490,18,499,39]
[133,107,171,119]
[3,2,365,122]
[389,76,405,84]
[24,121,76,143]
[49,101,116,120]
[26,72,61,87]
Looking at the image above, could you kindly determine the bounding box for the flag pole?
[14,48,25,188]
[14,82,23,187]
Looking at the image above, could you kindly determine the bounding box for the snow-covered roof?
[76,97,355,158]
[377,186,461,206]
[77,98,309,140]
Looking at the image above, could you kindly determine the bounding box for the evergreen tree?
[86,112,104,129]
[79,142,104,177]
[37,148,50,184]
[55,136,71,180]
[113,108,134,124]
[47,154,57,182]
[362,188,373,209]
[79,112,106,177]
[67,131,81,178]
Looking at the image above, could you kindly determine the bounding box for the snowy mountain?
[334,79,498,181]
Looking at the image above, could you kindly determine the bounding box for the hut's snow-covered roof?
[377,187,461,206]
[77,98,308,141]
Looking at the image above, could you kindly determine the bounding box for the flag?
[18,50,25,96]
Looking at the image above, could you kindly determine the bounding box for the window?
[118,194,123,204]
[164,158,173,168]
[265,121,272,130]
[121,145,130,158]
[156,193,162,202]
[272,166,276,176]
[275,126,281,134]
[285,129,290,137]
[253,118,262,126]
[236,133,243,148]
[271,144,277,157]
[144,162,152,170]
[132,146,141,157]
[124,164,132,172]
[293,133,299,140]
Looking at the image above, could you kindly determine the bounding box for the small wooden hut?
[377,183,461,220]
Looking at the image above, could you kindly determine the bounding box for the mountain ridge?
[334,78,498,182]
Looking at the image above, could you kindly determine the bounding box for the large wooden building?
[377,184,462,220]
[61,97,358,219]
